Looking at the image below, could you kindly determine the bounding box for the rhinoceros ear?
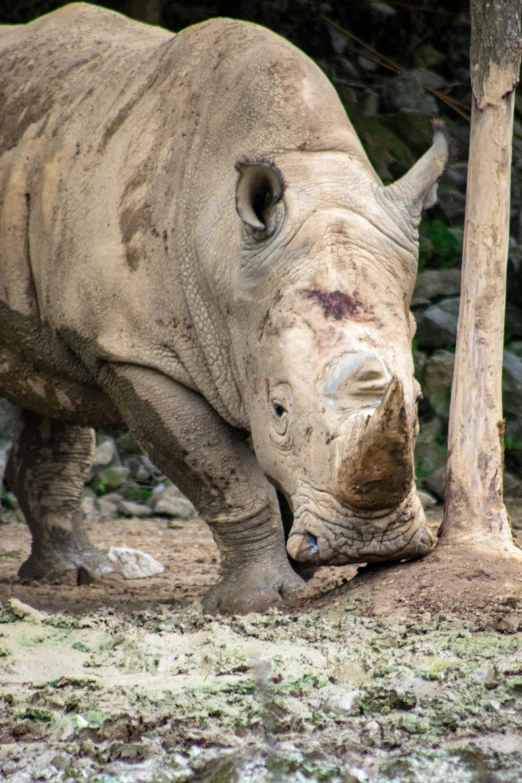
[385,121,449,222]
[235,159,286,233]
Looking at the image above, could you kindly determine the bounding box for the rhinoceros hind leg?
[5,409,116,583]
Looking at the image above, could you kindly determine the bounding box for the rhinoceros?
[0,3,448,613]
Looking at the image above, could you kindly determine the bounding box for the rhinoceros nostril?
[307,533,318,553]
[286,530,320,563]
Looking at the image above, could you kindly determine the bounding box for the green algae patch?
[16,707,53,722]
[2,603,522,782]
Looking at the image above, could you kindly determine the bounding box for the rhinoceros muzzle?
[336,376,414,512]
[286,376,430,566]
[286,490,434,566]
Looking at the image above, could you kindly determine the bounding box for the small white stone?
[107,547,164,579]
[75,715,89,729]
[324,689,362,716]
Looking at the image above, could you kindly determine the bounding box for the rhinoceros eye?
[272,402,286,418]
[271,400,289,437]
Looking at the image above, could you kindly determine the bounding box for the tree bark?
[441,0,521,553]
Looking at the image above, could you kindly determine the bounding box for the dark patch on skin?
[119,202,152,271]
[118,168,153,270]
[97,71,160,154]
[258,309,271,340]
[303,289,371,321]
[325,433,337,445]
[0,301,125,427]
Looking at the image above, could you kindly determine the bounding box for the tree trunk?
[441,0,522,554]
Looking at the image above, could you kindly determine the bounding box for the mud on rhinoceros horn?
[385,121,450,222]
[235,158,286,233]
[336,376,414,512]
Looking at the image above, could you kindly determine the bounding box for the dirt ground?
[2,505,522,782]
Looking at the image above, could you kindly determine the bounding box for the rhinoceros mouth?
[286,484,433,565]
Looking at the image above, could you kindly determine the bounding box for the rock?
[91,439,116,468]
[91,466,130,494]
[107,547,164,579]
[415,298,460,349]
[507,340,522,358]
[116,431,142,455]
[141,455,164,479]
[124,456,152,481]
[413,350,427,383]
[96,497,119,518]
[422,350,455,398]
[503,471,522,499]
[118,482,153,503]
[422,349,455,421]
[415,419,446,479]
[423,465,446,501]
[149,483,197,518]
[81,495,97,521]
[117,499,152,518]
[413,269,461,301]
[0,399,17,443]
[323,689,362,716]
[504,416,522,450]
[153,496,196,519]
[471,663,497,685]
[102,492,125,503]
[495,614,521,634]
[0,446,8,486]
[437,183,467,221]
[416,490,437,509]
[505,306,522,340]
[502,349,522,416]
[381,71,438,114]
[362,718,383,746]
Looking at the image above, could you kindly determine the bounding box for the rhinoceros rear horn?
[385,121,449,221]
[235,159,285,233]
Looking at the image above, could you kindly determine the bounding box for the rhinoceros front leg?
[103,365,304,613]
[5,409,117,583]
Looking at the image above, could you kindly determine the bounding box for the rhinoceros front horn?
[337,377,414,511]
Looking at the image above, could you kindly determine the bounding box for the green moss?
[17,708,53,722]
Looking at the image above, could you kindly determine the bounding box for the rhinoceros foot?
[18,544,122,586]
[202,560,304,615]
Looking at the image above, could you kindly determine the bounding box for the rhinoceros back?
[0,3,173,155]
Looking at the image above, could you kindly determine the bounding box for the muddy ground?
[1,506,522,782]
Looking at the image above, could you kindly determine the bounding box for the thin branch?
[383,1,469,23]
[320,13,471,121]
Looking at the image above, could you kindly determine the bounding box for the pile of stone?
[413,267,522,502]
[80,430,197,522]
[0,402,196,522]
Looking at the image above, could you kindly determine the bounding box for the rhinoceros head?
[232,125,448,566]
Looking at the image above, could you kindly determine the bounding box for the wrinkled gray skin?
[0,4,448,613]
